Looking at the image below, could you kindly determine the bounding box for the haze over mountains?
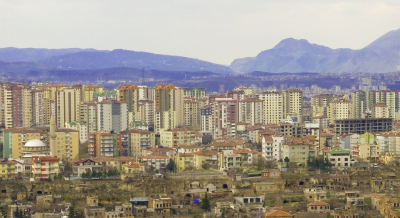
[0,28,399,75]
[230,28,400,73]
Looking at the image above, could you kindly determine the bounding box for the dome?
[24,139,46,147]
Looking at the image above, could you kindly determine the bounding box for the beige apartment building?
[373,103,389,118]
[56,88,81,128]
[53,129,80,162]
[2,128,44,159]
[284,88,303,121]
[259,90,284,124]
[239,98,264,126]
[80,102,97,134]
[328,98,353,124]
[160,129,201,147]
[183,97,201,130]
[154,84,184,134]
[120,129,155,157]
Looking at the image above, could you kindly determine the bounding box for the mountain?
[37,49,233,74]
[0,48,99,62]
[230,28,400,73]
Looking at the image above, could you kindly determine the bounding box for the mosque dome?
[24,139,46,147]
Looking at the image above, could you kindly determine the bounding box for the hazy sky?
[1,0,400,65]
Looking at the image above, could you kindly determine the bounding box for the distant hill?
[230,28,400,73]
[37,49,233,74]
[0,48,99,62]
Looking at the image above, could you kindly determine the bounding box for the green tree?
[68,201,76,218]
[13,206,23,218]
[0,198,12,218]
[200,193,211,211]
[91,170,98,179]
[284,157,290,168]
[166,159,175,172]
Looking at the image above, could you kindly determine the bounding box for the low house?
[307,201,330,213]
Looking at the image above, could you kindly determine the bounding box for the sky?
[1,0,400,65]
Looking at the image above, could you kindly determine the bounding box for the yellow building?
[0,159,17,180]
[283,138,316,166]
[84,84,105,102]
[258,90,284,124]
[154,84,184,134]
[120,129,155,157]
[284,88,303,121]
[2,129,45,159]
[328,98,353,124]
[176,153,194,173]
[193,150,221,170]
[373,103,389,118]
[54,129,80,162]
[56,88,81,128]
[358,144,381,162]
[160,129,201,147]
[381,152,400,166]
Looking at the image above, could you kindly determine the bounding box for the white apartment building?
[262,136,284,161]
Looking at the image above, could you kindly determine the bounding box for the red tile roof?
[307,201,329,206]
[265,210,292,217]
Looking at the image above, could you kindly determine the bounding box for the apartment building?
[373,103,389,118]
[0,159,17,180]
[283,137,316,166]
[324,149,351,168]
[97,100,128,133]
[31,89,44,127]
[259,90,284,124]
[56,88,81,128]
[176,153,194,173]
[239,98,264,126]
[31,156,59,180]
[159,129,201,147]
[120,129,155,157]
[2,128,44,159]
[183,87,206,98]
[80,102,97,133]
[154,84,184,134]
[200,105,213,132]
[328,99,353,124]
[137,99,154,127]
[88,132,122,157]
[54,129,80,162]
[66,121,88,143]
[262,136,284,161]
[183,98,201,130]
[4,84,32,129]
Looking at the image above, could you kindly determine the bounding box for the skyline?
[1,0,400,65]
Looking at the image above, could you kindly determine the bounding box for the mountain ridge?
[230,28,400,73]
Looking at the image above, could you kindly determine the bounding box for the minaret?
[50,115,57,156]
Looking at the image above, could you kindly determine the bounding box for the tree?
[91,170,98,179]
[13,206,23,218]
[68,201,76,218]
[166,159,175,172]
[284,157,290,168]
[0,198,12,218]
[200,193,211,211]
[202,162,211,170]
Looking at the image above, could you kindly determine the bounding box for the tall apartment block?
[154,84,184,134]
[259,90,284,124]
[239,98,264,126]
[4,84,32,129]
[183,98,201,130]
[97,100,128,133]
[56,88,81,128]
[80,102,98,134]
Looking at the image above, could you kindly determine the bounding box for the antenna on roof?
[141,68,145,86]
